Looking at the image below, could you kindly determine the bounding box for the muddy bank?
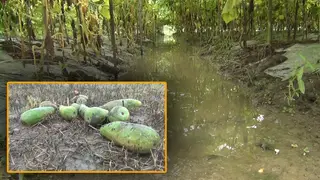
[200,40,320,116]
[0,37,145,81]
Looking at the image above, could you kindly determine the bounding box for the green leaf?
[296,67,305,94]
[92,0,104,4]
[299,53,316,72]
[255,0,263,5]
[52,2,61,14]
[34,3,43,16]
[101,5,110,20]
[279,14,284,20]
[222,0,241,24]
[195,22,201,29]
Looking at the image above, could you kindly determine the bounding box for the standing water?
[119,34,320,180]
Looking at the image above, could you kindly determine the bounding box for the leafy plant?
[286,53,316,105]
[286,67,304,105]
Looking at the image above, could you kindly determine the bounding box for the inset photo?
[7,82,167,173]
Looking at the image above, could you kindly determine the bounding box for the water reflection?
[135,43,263,164]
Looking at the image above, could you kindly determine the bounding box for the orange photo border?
[6,81,168,174]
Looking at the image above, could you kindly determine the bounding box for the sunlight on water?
[163,25,176,43]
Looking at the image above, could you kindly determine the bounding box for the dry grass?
[7,83,165,172]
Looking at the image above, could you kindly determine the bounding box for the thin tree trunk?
[302,0,307,39]
[121,3,127,47]
[249,0,254,37]
[25,0,36,43]
[318,0,320,43]
[117,17,122,46]
[242,0,247,48]
[75,1,87,62]
[239,6,242,35]
[40,0,49,77]
[109,0,118,79]
[215,0,219,36]
[267,0,273,54]
[293,0,299,40]
[285,0,290,41]
[61,0,69,44]
[138,0,143,56]
[217,0,222,35]
[153,11,156,46]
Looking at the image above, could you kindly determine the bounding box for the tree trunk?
[249,0,254,37]
[267,0,273,55]
[285,0,290,41]
[25,0,36,43]
[102,17,109,35]
[121,3,127,47]
[138,0,143,56]
[302,0,307,40]
[242,0,247,48]
[293,0,299,41]
[75,1,87,62]
[109,0,118,79]
[61,0,69,44]
[216,0,221,36]
[239,6,242,35]
[153,11,157,46]
[117,17,122,46]
[318,0,320,43]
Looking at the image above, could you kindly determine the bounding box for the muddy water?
[122,42,320,180]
